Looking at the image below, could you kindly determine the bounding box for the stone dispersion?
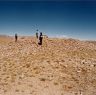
[0,36,96,95]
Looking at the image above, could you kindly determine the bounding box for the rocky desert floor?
[0,36,96,95]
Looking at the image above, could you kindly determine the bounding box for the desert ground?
[0,35,96,95]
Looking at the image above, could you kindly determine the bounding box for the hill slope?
[0,36,96,95]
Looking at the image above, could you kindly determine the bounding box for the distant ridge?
[0,35,10,37]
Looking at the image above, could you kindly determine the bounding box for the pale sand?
[0,36,96,95]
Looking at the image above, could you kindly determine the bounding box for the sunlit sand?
[0,35,96,95]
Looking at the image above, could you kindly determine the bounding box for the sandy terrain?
[0,36,96,95]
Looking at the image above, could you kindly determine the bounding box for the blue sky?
[0,0,96,40]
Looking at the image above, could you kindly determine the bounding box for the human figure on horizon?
[38,32,43,45]
[36,29,39,39]
[15,33,18,42]
[36,32,38,39]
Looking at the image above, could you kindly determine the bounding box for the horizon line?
[0,34,96,41]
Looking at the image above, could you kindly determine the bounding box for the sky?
[0,0,96,40]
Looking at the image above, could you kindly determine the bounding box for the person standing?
[36,32,38,39]
[38,32,43,45]
[15,33,18,42]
